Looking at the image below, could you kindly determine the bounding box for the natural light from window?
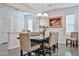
[66,14,75,32]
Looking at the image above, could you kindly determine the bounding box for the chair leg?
[57,43,58,49]
[66,40,67,46]
[35,50,38,56]
[73,41,74,47]
[28,52,31,56]
[38,49,40,56]
[36,49,40,56]
[76,40,78,48]
[49,47,51,56]
[70,40,73,47]
[36,52,38,56]
[53,45,55,53]
[20,50,23,56]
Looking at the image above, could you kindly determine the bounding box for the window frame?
[66,14,75,32]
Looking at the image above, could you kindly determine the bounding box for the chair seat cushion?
[67,38,77,41]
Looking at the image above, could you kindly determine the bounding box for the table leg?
[42,41,45,56]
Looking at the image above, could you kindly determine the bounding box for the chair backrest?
[71,32,78,40]
[19,32,31,52]
[29,31,42,36]
[49,32,59,47]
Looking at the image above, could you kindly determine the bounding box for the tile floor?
[0,43,79,56]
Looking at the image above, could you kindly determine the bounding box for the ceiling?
[0,3,79,16]
[23,3,79,13]
[0,3,30,16]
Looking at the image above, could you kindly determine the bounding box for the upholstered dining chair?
[44,32,59,56]
[66,32,78,48]
[19,32,41,56]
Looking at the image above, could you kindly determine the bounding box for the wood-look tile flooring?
[0,43,79,56]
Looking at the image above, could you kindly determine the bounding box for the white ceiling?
[23,3,79,13]
[0,3,79,16]
[0,3,29,16]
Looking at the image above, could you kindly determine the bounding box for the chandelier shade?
[37,13,48,17]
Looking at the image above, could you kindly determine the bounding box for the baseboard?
[8,47,20,51]
[8,45,20,50]
[58,42,66,45]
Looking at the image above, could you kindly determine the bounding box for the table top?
[17,35,49,41]
[31,35,49,41]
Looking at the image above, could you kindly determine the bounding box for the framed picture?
[49,16,62,28]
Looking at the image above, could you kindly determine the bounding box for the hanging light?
[37,3,48,17]
[37,13,48,17]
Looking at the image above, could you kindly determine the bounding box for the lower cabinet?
[8,32,20,49]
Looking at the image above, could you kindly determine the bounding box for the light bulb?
[37,13,48,17]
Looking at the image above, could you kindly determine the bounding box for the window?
[66,15,75,32]
[28,19,33,32]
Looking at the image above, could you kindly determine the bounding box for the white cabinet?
[8,32,20,49]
